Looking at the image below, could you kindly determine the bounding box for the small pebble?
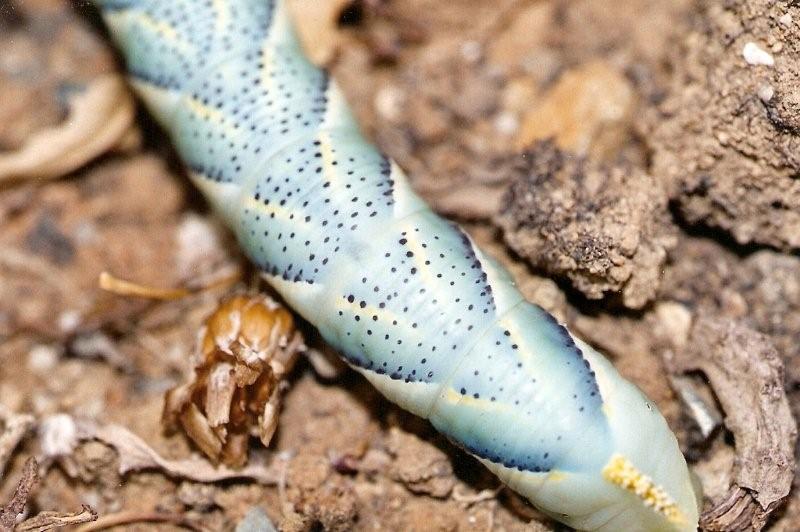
[374,86,405,122]
[742,42,774,66]
[494,111,519,135]
[235,506,277,532]
[58,310,81,333]
[27,344,60,372]
[39,413,78,457]
[778,13,793,27]
[176,214,222,277]
[757,84,774,103]
[460,40,482,63]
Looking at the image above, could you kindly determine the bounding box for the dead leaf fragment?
[0,74,135,184]
[673,317,797,531]
[75,421,278,485]
[0,408,35,476]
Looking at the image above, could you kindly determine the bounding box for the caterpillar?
[89,1,699,530]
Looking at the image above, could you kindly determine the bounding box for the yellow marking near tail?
[602,454,685,525]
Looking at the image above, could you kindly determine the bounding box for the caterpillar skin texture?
[91,1,699,530]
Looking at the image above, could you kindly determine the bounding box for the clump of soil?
[496,141,676,309]
[649,0,800,250]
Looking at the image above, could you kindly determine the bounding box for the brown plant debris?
[1,457,97,532]
[98,271,191,301]
[287,0,354,66]
[671,316,797,531]
[15,506,97,532]
[76,421,278,485]
[0,408,34,476]
[0,75,136,184]
[164,295,304,468]
[74,510,205,532]
[0,457,39,531]
[98,269,242,301]
[496,141,677,309]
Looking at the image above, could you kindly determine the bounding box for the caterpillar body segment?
[91,0,700,529]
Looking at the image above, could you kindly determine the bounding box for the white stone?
[236,506,277,532]
[493,111,519,135]
[39,413,78,457]
[742,42,774,66]
[460,40,483,63]
[58,310,81,333]
[176,213,222,278]
[757,84,774,103]
[27,344,60,372]
[374,86,405,123]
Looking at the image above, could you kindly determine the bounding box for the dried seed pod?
[164,294,304,468]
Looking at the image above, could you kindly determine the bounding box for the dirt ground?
[0,0,798,530]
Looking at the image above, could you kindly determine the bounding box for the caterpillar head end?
[600,453,697,531]
[564,339,701,531]
[483,341,700,531]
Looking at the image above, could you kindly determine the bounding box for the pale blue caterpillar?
[90,1,699,529]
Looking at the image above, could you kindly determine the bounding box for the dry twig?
[0,457,97,532]
[16,506,97,532]
[99,271,191,301]
[99,269,242,300]
[451,485,503,505]
[75,510,205,532]
[0,457,39,531]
